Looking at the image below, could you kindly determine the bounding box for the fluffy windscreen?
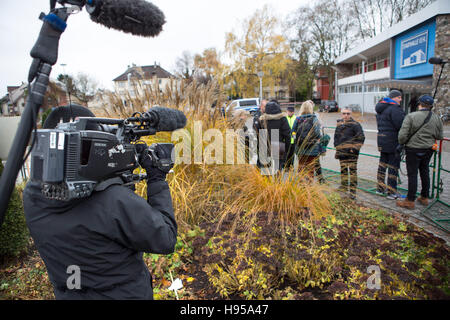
[89,0,166,37]
[149,107,187,132]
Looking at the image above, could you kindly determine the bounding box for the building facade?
[113,63,177,107]
[335,0,450,114]
[1,81,70,117]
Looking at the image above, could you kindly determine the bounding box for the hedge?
[0,160,29,258]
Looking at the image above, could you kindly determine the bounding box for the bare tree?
[57,72,98,105]
[349,0,436,41]
[175,51,195,80]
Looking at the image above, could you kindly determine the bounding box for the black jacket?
[375,98,405,153]
[23,180,177,300]
[258,102,291,146]
[334,118,365,159]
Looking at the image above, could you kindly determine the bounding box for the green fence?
[322,127,449,232]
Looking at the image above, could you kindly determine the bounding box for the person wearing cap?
[396,95,444,209]
[375,89,406,199]
[284,106,297,169]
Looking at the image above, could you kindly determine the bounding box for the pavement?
[316,111,450,245]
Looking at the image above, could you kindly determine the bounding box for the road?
[317,111,449,202]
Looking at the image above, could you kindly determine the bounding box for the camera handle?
[0,7,73,226]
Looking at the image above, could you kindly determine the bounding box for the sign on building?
[400,31,428,68]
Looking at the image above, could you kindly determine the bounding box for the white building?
[113,63,177,107]
[334,0,450,114]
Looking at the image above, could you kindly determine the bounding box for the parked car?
[348,104,361,113]
[319,100,339,112]
[224,98,260,116]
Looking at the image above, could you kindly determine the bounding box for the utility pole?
[357,54,368,117]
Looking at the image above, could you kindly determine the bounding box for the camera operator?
[22,106,177,300]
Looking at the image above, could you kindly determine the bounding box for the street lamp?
[60,63,70,105]
[239,49,278,101]
[257,71,264,102]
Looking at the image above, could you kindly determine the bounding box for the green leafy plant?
[0,160,29,258]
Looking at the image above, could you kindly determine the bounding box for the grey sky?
[0,0,306,97]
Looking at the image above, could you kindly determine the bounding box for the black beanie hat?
[388,90,402,99]
[265,101,282,115]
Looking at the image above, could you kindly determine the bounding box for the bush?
[0,160,29,258]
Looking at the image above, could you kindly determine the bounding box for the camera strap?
[404,111,432,147]
[94,177,124,192]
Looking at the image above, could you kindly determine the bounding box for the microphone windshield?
[88,0,166,37]
[148,107,187,132]
[429,57,444,65]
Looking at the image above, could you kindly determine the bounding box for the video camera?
[30,107,186,201]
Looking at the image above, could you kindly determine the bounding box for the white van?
[225,98,260,115]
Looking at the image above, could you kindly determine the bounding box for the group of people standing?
[251,90,444,208]
[375,90,443,209]
[252,99,327,183]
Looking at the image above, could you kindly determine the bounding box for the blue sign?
[400,31,428,68]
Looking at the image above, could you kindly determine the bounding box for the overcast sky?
[0,0,307,97]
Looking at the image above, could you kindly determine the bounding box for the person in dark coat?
[258,99,291,171]
[334,108,365,199]
[252,99,267,134]
[22,108,177,300]
[253,99,267,168]
[292,100,324,181]
[375,90,405,199]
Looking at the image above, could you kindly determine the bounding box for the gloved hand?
[135,144,167,183]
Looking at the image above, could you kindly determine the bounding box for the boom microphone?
[86,0,166,37]
[145,107,187,132]
[429,57,447,65]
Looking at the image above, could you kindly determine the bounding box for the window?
[239,100,258,107]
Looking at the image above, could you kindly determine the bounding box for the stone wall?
[433,14,450,111]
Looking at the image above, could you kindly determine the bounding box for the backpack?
[295,116,320,148]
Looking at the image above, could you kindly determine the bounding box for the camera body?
[30,116,175,201]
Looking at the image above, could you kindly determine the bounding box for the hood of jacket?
[260,112,287,122]
[337,117,357,126]
[23,180,86,215]
[375,97,399,114]
[265,101,282,114]
[297,114,317,121]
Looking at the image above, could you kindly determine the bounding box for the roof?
[366,78,433,90]
[7,86,20,95]
[335,0,450,64]
[113,65,174,82]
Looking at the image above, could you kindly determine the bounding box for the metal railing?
[422,137,450,231]
[322,126,449,232]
